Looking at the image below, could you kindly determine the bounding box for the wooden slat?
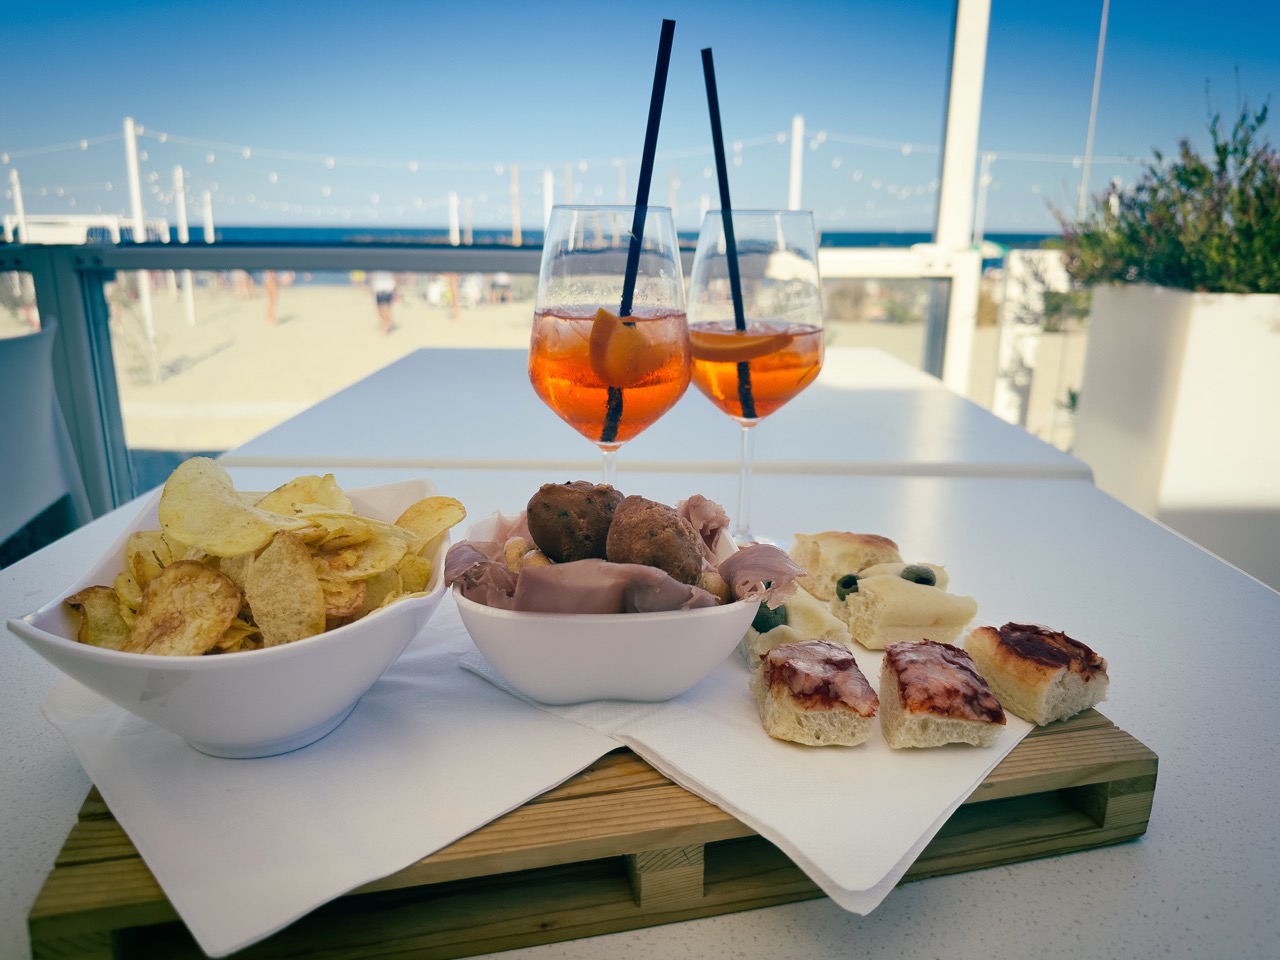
[29,710,1157,960]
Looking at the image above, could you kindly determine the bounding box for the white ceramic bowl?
[8,478,450,758]
[454,514,757,705]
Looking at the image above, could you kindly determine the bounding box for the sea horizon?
[141,224,1057,252]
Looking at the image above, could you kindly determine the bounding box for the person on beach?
[264,270,280,325]
[371,271,397,334]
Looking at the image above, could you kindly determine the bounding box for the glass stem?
[601,448,618,488]
[733,422,757,542]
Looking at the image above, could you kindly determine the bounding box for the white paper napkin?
[462,640,1033,914]
[41,598,618,958]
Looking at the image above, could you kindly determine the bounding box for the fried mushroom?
[605,495,704,585]
[525,481,624,563]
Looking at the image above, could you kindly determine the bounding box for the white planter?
[1073,284,1280,588]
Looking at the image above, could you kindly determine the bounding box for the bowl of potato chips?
[8,459,466,758]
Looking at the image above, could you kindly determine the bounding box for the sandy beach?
[2,274,1084,456]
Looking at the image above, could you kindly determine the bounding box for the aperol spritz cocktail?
[687,210,824,542]
[530,206,690,485]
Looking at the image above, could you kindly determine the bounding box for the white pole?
[972,151,995,247]
[788,114,805,210]
[124,118,147,243]
[174,166,196,326]
[934,0,989,250]
[1077,0,1110,219]
[542,168,554,228]
[510,164,522,247]
[463,197,473,245]
[935,0,991,398]
[123,116,157,371]
[9,169,27,242]
[202,190,214,243]
[174,167,190,243]
[161,213,177,294]
[448,191,460,246]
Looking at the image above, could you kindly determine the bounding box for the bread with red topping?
[878,640,1006,748]
[964,623,1109,725]
[750,639,879,746]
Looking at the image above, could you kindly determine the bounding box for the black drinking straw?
[619,18,676,319]
[701,46,757,419]
[602,17,676,444]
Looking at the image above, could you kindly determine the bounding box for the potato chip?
[246,532,327,647]
[395,553,434,594]
[65,586,132,651]
[294,513,373,551]
[300,508,413,543]
[212,617,261,652]
[125,530,173,589]
[215,552,255,594]
[319,574,367,619]
[112,569,143,611]
[123,560,243,656]
[353,568,402,617]
[394,497,466,555]
[158,457,310,558]
[315,530,409,581]
[255,473,353,516]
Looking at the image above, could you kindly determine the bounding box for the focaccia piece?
[739,585,852,664]
[879,640,1005,748]
[750,640,879,746]
[831,567,977,650]
[858,561,950,590]
[964,623,1109,725]
[789,531,902,601]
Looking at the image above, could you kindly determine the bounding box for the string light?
[1,121,1151,230]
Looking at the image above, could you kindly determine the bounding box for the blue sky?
[2,0,1277,236]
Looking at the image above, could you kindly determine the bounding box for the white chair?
[0,318,92,554]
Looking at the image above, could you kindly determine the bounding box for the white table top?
[4,464,1277,959]
[219,348,1093,481]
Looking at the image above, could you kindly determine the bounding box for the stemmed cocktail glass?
[687,209,824,542]
[529,204,691,486]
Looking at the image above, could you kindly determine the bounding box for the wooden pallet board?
[28,709,1156,960]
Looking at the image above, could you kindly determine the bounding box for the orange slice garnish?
[689,328,793,363]
[588,308,667,387]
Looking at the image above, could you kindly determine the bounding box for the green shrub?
[1061,104,1280,294]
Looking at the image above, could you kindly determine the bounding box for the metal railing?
[1,241,979,517]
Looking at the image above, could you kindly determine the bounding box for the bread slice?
[789,531,902,601]
[830,567,977,650]
[739,585,852,664]
[878,640,1005,748]
[964,623,1109,725]
[750,640,879,746]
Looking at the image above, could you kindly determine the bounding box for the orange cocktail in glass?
[688,319,823,422]
[530,307,690,447]
[529,206,690,484]
[686,210,824,542]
